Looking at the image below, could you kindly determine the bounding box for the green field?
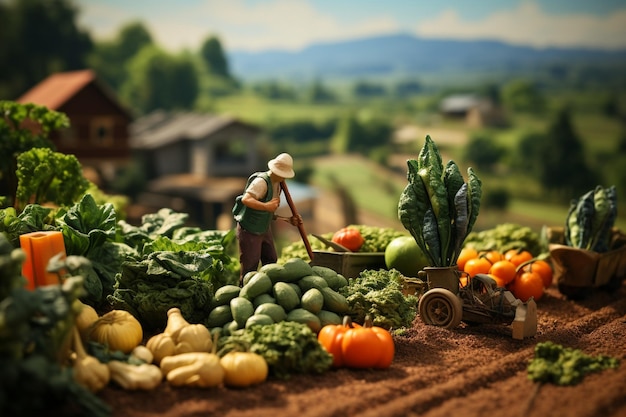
[306,154,626,235]
[213,90,626,235]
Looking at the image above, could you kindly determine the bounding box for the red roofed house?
[16,69,133,185]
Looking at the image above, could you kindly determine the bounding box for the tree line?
[0,0,235,116]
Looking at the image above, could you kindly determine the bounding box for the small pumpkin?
[75,301,99,341]
[164,307,191,339]
[318,315,394,369]
[146,333,176,364]
[160,333,224,388]
[220,351,268,388]
[331,227,365,252]
[88,310,143,354]
[317,316,353,367]
[175,324,213,354]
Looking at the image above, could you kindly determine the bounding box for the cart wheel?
[419,288,463,329]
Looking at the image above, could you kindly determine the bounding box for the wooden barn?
[16,69,133,185]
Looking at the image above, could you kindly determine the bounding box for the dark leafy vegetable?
[527,341,619,385]
[398,135,482,266]
[108,230,237,331]
[0,204,56,248]
[564,185,617,252]
[56,194,137,308]
[117,208,190,252]
[217,321,333,379]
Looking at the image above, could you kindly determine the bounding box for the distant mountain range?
[228,33,626,81]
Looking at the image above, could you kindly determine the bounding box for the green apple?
[384,236,430,277]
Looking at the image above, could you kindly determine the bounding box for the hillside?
[228,33,626,81]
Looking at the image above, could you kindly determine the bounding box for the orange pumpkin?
[331,227,365,252]
[317,317,351,367]
[318,316,394,369]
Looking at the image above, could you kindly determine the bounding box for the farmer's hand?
[289,214,303,226]
[265,197,280,212]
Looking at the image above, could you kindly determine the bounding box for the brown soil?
[98,282,626,417]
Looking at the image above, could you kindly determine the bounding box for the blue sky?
[77,0,626,52]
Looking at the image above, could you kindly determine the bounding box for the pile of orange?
[456,247,553,302]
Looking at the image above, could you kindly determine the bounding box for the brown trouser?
[236,223,277,286]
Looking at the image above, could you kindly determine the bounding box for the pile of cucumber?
[206,258,349,334]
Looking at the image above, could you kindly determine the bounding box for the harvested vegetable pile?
[464,222,543,255]
[279,224,406,261]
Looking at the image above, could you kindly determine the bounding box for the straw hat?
[268,153,295,178]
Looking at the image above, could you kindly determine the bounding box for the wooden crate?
[310,251,386,278]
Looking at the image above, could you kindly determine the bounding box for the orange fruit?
[482,250,504,264]
[523,260,554,289]
[463,257,492,277]
[459,275,469,288]
[457,247,478,271]
[489,260,517,285]
[512,271,544,302]
[504,249,533,267]
[489,273,508,288]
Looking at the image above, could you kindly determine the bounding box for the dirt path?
[99,283,626,417]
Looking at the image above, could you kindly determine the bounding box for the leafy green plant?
[565,185,617,252]
[0,101,68,206]
[398,135,482,266]
[15,147,90,212]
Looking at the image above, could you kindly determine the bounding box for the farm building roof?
[130,110,260,150]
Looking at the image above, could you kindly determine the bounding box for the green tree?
[330,112,391,155]
[501,79,545,113]
[0,0,92,99]
[514,131,547,173]
[536,108,598,199]
[306,79,336,103]
[89,21,153,92]
[352,81,386,98]
[464,135,505,173]
[121,46,199,114]
[200,36,230,78]
[394,79,422,97]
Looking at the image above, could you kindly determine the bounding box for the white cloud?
[190,0,399,51]
[415,2,626,50]
[81,0,400,52]
[79,0,626,52]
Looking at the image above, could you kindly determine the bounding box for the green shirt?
[234,172,274,234]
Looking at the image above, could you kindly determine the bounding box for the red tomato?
[332,227,365,251]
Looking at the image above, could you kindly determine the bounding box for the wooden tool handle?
[280,181,314,261]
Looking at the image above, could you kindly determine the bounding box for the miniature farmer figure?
[233,153,302,286]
